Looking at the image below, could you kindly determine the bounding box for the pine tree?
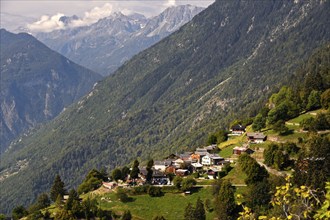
[130,159,140,180]
[146,159,154,183]
[214,180,236,220]
[50,174,66,202]
[65,189,79,211]
[184,203,195,220]
[194,197,206,220]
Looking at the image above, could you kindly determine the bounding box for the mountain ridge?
[0,29,102,152]
[35,5,204,76]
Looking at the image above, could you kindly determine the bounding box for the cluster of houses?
[230,125,267,143]
[103,125,267,189]
[139,144,230,184]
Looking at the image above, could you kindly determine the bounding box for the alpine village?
[0,0,330,220]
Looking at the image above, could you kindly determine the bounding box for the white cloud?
[164,0,177,7]
[71,3,113,27]
[27,3,113,32]
[27,13,65,32]
[20,1,214,33]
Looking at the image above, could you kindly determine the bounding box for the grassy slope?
[95,187,215,220]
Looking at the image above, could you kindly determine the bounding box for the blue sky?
[0,0,214,32]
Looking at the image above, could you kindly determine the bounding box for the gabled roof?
[191,162,203,168]
[246,132,266,139]
[174,158,184,163]
[164,159,173,166]
[180,152,193,159]
[139,167,148,176]
[231,124,246,130]
[176,169,189,173]
[195,147,208,152]
[152,169,166,177]
[154,160,166,166]
[209,154,223,160]
[195,150,209,156]
[205,145,217,150]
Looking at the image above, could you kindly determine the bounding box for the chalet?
[195,148,209,158]
[165,165,176,174]
[154,161,166,171]
[204,144,218,153]
[247,132,267,143]
[102,182,117,190]
[190,153,200,163]
[233,146,254,155]
[201,154,224,166]
[176,169,189,176]
[152,170,168,185]
[164,159,173,166]
[174,158,184,168]
[207,167,222,179]
[230,124,246,135]
[179,152,193,161]
[139,167,148,178]
[191,162,203,171]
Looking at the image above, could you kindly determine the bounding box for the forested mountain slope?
[1,0,329,214]
[0,29,102,152]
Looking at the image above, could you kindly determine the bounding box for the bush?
[148,186,163,197]
[161,186,179,193]
[132,185,149,195]
[181,177,197,191]
[116,189,131,203]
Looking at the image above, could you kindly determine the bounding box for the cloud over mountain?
[27,3,114,32]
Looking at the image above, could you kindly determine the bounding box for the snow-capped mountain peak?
[35,5,204,76]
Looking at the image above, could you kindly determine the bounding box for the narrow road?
[257,161,286,176]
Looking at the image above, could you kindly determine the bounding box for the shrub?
[148,186,163,197]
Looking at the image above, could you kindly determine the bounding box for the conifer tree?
[214,180,236,220]
[184,203,195,220]
[65,189,79,211]
[194,197,206,220]
[130,159,140,180]
[146,159,154,183]
[50,174,66,202]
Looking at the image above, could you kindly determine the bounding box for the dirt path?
[257,161,286,177]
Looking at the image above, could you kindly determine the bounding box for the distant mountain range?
[35,5,204,76]
[0,29,102,152]
[1,0,330,214]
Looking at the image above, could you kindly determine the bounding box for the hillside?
[0,29,102,152]
[36,5,204,76]
[0,0,330,214]
[16,108,330,219]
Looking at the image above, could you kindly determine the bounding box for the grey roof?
[205,145,217,150]
[231,124,246,130]
[209,154,223,160]
[154,160,166,166]
[247,132,266,139]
